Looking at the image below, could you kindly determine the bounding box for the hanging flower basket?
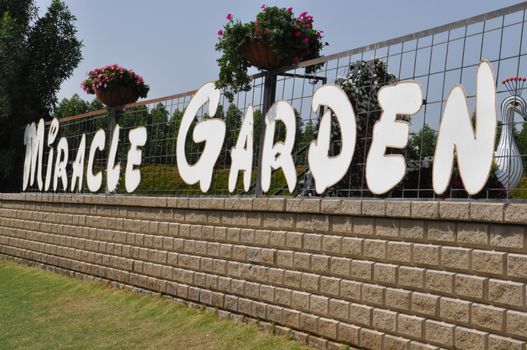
[82,64,149,107]
[94,86,139,107]
[241,40,285,70]
[215,5,328,101]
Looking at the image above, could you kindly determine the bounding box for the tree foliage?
[0,0,82,189]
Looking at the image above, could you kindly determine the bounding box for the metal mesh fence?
[19,2,527,200]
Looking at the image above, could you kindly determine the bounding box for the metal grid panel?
[19,2,527,200]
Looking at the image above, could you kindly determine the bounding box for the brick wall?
[0,193,526,350]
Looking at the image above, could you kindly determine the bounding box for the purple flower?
[226,13,233,21]
[287,7,293,13]
[217,29,224,36]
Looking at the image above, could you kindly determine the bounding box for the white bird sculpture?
[495,77,527,191]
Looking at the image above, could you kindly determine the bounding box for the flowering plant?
[81,64,149,98]
[216,5,328,101]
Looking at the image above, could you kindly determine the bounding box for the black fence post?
[254,72,277,196]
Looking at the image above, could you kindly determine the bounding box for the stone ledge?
[0,193,526,225]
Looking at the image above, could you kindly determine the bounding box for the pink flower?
[217,29,224,36]
[261,4,266,11]
[303,37,309,44]
[226,13,233,21]
[294,31,301,37]
[287,7,293,13]
[263,29,270,35]
[256,20,260,25]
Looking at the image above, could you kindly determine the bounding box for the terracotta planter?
[242,40,286,70]
[95,86,139,107]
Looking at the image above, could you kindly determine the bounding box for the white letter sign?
[176,82,226,192]
[308,85,356,194]
[261,100,296,193]
[433,61,497,195]
[366,82,422,194]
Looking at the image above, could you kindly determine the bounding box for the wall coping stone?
[0,193,525,225]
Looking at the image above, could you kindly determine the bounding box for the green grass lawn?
[0,260,307,350]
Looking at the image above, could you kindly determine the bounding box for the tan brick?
[349,303,372,326]
[293,252,310,270]
[322,235,341,254]
[397,314,424,339]
[340,280,361,301]
[427,221,455,242]
[488,279,524,307]
[386,201,411,217]
[504,203,527,224]
[282,309,300,328]
[439,201,470,220]
[362,284,384,306]
[285,232,302,249]
[310,295,329,315]
[341,237,362,257]
[413,244,440,266]
[319,317,338,339]
[284,270,301,288]
[507,254,527,279]
[411,201,439,219]
[471,304,505,332]
[385,288,410,311]
[328,299,349,320]
[320,276,340,297]
[332,216,353,234]
[286,198,320,213]
[506,310,527,338]
[353,218,374,235]
[488,334,524,350]
[359,328,382,349]
[274,287,291,306]
[372,309,396,332]
[340,200,362,215]
[362,200,385,216]
[426,270,454,294]
[311,254,330,273]
[384,335,410,350]
[387,241,412,263]
[330,257,351,277]
[398,266,424,289]
[470,202,504,222]
[337,323,360,344]
[409,341,438,350]
[291,291,310,311]
[363,239,386,260]
[373,263,397,284]
[472,250,505,276]
[425,320,454,347]
[455,274,486,300]
[454,326,487,350]
[300,313,318,333]
[321,199,341,214]
[439,297,470,324]
[350,260,373,281]
[412,292,438,317]
[441,246,470,270]
[276,251,293,268]
[375,218,399,237]
[301,273,319,292]
[400,220,425,240]
[490,225,524,248]
[303,233,322,251]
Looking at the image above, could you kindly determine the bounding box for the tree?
[54,94,102,118]
[0,0,82,189]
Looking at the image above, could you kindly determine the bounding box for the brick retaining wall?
[0,193,526,349]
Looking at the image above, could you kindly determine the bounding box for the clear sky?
[34,0,525,102]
